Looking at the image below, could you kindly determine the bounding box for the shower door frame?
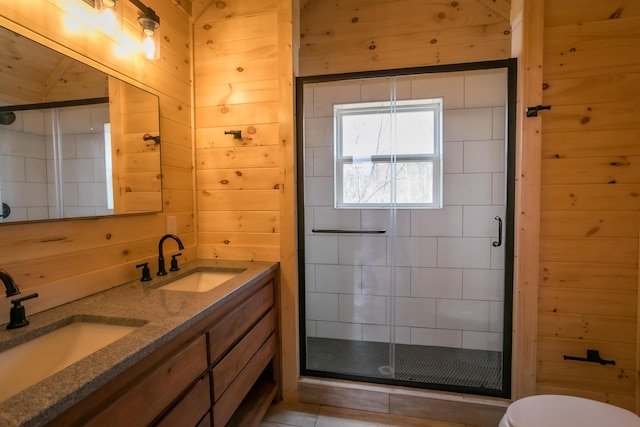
[296,58,517,399]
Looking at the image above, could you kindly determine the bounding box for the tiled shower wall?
[0,105,111,222]
[304,70,507,352]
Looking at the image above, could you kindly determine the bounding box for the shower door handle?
[492,216,502,247]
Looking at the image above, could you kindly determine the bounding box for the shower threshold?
[306,337,502,390]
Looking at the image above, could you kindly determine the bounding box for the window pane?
[395,162,433,204]
[342,162,392,204]
[396,110,434,155]
[342,113,391,157]
[342,161,433,205]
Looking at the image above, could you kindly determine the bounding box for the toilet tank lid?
[506,395,640,427]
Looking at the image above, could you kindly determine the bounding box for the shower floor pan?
[306,337,502,390]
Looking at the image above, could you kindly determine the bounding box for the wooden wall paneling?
[541,0,640,408]
[278,0,298,400]
[541,157,640,185]
[197,211,280,233]
[540,261,638,291]
[195,123,280,150]
[510,0,543,399]
[543,1,640,27]
[194,0,279,23]
[540,211,639,238]
[538,313,636,344]
[541,130,640,159]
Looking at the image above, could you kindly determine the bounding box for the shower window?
[335,98,443,208]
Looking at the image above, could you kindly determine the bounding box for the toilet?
[499,394,640,426]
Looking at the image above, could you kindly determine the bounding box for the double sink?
[0,267,245,404]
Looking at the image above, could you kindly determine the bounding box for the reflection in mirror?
[0,25,162,223]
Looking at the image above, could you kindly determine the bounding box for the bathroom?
[0,0,639,426]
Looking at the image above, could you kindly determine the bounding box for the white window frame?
[334,98,443,209]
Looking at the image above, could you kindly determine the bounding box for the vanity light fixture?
[130,0,161,60]
[94,0,161,60]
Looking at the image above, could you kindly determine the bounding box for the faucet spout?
[157,234,185,276]
[0,269,20,297]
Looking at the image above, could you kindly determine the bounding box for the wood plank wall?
[192,0,298,397]
[193,0,283,262]
[538,1,640,411]
[0,1,194,320]
[298,0,512,76]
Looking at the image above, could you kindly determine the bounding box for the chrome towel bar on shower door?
[312,229,386,234]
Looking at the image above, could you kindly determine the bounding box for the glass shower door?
[299,62,514,397]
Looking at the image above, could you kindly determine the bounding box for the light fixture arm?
[129,0,159,25]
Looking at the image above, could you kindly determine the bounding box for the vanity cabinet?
[46,271,279,427]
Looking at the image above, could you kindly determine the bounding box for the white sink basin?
[0,321,139,402]
[159,270,244,293]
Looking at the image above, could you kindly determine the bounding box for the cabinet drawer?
[213,333,276,427]
[87,335,208,427]
[209,280,274,363]
[212,309,275,401]
[155,373,211,427]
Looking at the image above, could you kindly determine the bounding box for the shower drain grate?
[306,337,502,390]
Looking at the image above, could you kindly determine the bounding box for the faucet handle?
[7,293,38,330]
[136,263,152,282]
[170,253,182,272]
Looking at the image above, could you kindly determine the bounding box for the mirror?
[0,25,162,223]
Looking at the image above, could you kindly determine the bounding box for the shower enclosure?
[0,100,112,222]
[297,59,516,397]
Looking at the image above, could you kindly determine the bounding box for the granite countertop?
[0,259,278,427]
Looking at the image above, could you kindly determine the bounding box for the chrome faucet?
[0,269,20,297]
[157,234,184,276]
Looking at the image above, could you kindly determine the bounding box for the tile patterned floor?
[260,401,471,427]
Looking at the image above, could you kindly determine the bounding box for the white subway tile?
[394,297,437,328]
[437,237,491,269]
[363,325,411,344]
[361,79,411,102]
[304,117,333,147]
[316,321,362,340]
[362,266,411,296]
[411,206,462,236]
[444,108,493,141]
[411,268,463,298]
[394,236,437,267]
[339,235,387,266]
[464,140,505,173]
[493,107,506,140]
[93,159,106,182]
[492,173,506,205]
[410,75,464,109]
[305,235,339,264]
[59,107,92,134]
[304,147,314,176]
[304,206,314,235]
[26,207,49,221]
[90,105,109,132]
[306,320,317,337]
[313,146,334,177]
[462,331,502,351]
[0,155,26,181]
[444,173,492,205]
[313,206,361,231]
[491,243,505,270]
[339,294,387,324]
[21,111,46,136]
[63,159,94,183]
[25,158,46,183]
[444,140,463,173]
[463,205,506,237]
[361,209,410,236]
[489,301,504,333]
[304,86,314,117]
[64,206,96,218]
[464,71,507,108]
[463,269,504,301]
[306,292,339,321]
[411,327,462,348]
[313,83,361,117]
[305,176,333,206]
[78,182,107,207]
[305,264,316,292]
[76,133,104,158]
[437,299,490,331]
[315,264,362,294]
